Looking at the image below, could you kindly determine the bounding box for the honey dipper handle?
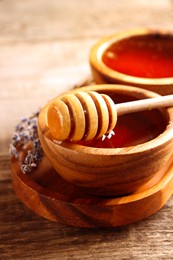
[115,95,173,116]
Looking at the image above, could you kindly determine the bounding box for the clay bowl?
[90,28,173,95]
[38,84,173,196]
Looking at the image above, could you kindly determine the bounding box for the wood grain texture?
[1,0,173,153]
[0,0,173,44]
[0,39,92,153]
[1,0,173,259]
[90,29,173,95]
[11,151,173,228]
[38,85,173,196]
[1,155,173,260]
[46,89,173,141]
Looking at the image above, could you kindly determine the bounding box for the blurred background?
[0,0,173,152]
[1,2,173,259]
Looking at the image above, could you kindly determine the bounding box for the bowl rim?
[90,28,173,85]
[39,84,173,156]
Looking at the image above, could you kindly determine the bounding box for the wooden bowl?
[90,28,173,95]
[38,84,173,196]
[11,153,173,227]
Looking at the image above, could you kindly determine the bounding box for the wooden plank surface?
[0,0,173,259]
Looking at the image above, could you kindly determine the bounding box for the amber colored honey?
[102,34,173,78]
[77,93,167,148]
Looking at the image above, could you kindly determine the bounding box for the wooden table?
[0,1,173,259]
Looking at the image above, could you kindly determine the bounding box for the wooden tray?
[11,155,173,228]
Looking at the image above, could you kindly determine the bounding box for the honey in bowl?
[38,84,173,196]
[77,93,167,148]
[102,34,173,78]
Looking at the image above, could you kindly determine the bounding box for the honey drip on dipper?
[47,91,173,142]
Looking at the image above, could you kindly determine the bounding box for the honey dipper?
[47,91,173,141]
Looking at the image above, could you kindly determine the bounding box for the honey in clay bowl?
[90,29,173,95]
[38,85,173,197]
